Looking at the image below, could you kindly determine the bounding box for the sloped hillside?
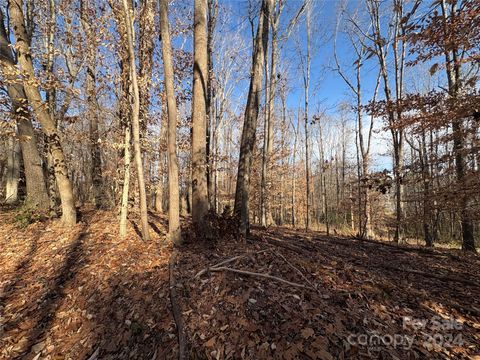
[0,208,479,359]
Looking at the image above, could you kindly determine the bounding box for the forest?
[0,0,479,359]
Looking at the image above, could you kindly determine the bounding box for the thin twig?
[272,250,319,292]
[194,255,245,278]
[207,266,314,290]
[194,250,271,279]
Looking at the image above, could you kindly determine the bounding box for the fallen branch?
[383,265,478,287]
[272,250,319,292]
[194,255,246,278]
[169,251,187,360]
[261,234,312,256]
[194,250,271,279]
[207,266,314,291]
[338,235,462,261]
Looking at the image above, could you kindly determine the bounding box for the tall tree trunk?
[234,0,272,237]
[155,108,167,213]
[303,7,311,230]
[440,0,475,252]
[139,0,155,132]
[119,124,131,239]
[260,39,270,227]
[291,120,298,227]
[0,8,49,209]
[160,0,182,244]
[260,1,282,227]
[191,0,209,227]
[279,90,287,225]
[80,0,103,208]
[44,0,59,211]
[367,0,404,243]
[122,0,150,240]
[318,123,328,234]
[206,0,218,211]
[9,0,76,225]
[138,0,155,209]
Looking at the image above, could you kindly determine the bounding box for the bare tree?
[8,0,76,225]
[191,0,209,228]
[365,0,411,243]
[80,0,103,208]
[0,8,49,209]
[122,0,150,240]
[260,0,284,227]
[298,1,312,230]
[160,0,182,244]
[206,0,218,211]
[234,0,272,236]
[334,6,380,238]
[440,0,475,251]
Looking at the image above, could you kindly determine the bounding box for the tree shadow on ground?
[3,226,88,359]
[0,213,178,360]
[0,233,40,306]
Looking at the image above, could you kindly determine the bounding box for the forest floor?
[0,207,479,360]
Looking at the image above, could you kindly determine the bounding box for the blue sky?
[220,0,394,170]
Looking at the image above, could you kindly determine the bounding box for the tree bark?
[5,137,19,204]
[234,0,272,237]
[206,0,218,212]
[160,0,182,244]
[303,7,311,230]
[80,0,103,208]
[139,0,155,133]
[122,0,150,241]
[440,0,475,252]
[0,8,49,209]
[119,124,131,239]
[260,1,282,227]
[155,108,167,213]
[191,0,209,228]
[9,0,76,225]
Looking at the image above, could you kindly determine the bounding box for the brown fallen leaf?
[31,341,45,353]
[315,348,334,360]
[301,327,315,339]
[205,336,216,347]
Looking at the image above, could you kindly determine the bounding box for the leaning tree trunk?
[0,8,49,209]
[191,0,209,228]
[160,0,182,244]
[234,0,272,237]
[16,111,50,209]
[122,0,150,241]
[9,0,76,225]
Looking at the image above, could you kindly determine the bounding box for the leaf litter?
[0,208,479,359]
